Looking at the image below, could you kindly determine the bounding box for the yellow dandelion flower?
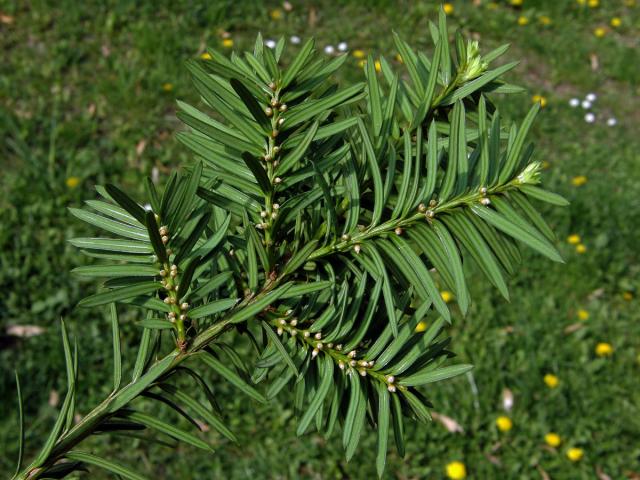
[446,461,467,480]
[545,432,562,447]
[532,94,547,108]
[511,0,523,5]
[539,15,552,25]
[162,83,174,92]
[588,0,599,7]
[358,59,366,68]
[443,3,454,15]
[222,38,234,48]
[566,447,584,462]
[352,49,365,59]
[571,175,587,186]
[441,291,454,303]
[610,17,621,27]
[200,52,212,60]
[544,373,559,388]
[577,309,589,321]
[567,234,581,245]
[595,342,613,357]
[374,60,382,73]
[415,321,428,333]
[623,292,633,301]
[575,244,587,254]
[594,27,606,38]
[496,416,513,432]
[577,0,586,4]
[270,8,283,20]
[517,16,529,26]
[65,176,80,189]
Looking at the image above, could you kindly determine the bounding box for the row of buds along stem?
[263,81,287,167]
[270,317,402,393]
[272,317,388,379]
[257,81,286,237]
[157,225,189,346]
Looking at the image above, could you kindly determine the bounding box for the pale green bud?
[460,40,488,82]
[517,161,542,185]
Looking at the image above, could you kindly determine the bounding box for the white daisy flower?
[324,45,335,55]
[337,41,348,52]
[265,39,276,49]
[584,112,595,123]
[290,35,301,45]
[581,100,592,109]
[569,98,580,107]
[585,92,597,102]
[607,117,617,126]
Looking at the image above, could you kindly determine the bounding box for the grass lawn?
[1,1,639,478]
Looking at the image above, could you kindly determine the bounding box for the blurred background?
[1,1,639,478]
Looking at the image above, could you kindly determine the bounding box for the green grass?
[1,0,639,478]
